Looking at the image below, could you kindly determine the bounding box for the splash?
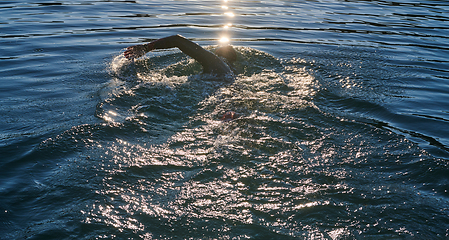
[110,52,131,76]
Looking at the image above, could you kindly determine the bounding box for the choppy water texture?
[1,0,449,239]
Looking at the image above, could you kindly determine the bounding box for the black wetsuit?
[150,35,232,75]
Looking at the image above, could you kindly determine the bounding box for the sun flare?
[224,12,234,17]
[219,37,230,44]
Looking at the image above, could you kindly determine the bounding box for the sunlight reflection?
[92,42,342,237]
[219,0,233,49]
[224,12,234,17]
[219,37,230,44]
[328,228,351,240]
[293,201,329,210]
[108,110,117,116]
[102,110,118,122]
[223,23,232,29]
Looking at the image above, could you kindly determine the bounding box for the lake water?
[1,0,448,239]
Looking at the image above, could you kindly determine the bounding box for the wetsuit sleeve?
[149,35,232,75]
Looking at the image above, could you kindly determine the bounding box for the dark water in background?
[1,0,449,238]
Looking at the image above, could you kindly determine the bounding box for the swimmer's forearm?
[126,35,200,59]
[124,35,194,59]
[150,35,216,66]
[148,35,203,54]
[125,35,230,74]
[127,35,187,58]
[145,35,230,74]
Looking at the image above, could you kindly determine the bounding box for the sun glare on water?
[220,0,233,45]
[219,37,230,44]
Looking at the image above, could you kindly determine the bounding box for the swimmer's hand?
[124,42,155,60]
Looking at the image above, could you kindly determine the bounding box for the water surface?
[1,0,448,239]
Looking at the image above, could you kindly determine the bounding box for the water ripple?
[2,0,449,238]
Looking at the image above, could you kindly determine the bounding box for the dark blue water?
[1,0,448,239]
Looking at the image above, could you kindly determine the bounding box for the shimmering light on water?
[1,0,449,239]
[224,12,235,17]
[223,23,232,29]
[219,37,230,44]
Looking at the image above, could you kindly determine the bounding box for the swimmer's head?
[215,45,237,63]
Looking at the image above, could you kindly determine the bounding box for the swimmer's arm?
[124,35,231,74]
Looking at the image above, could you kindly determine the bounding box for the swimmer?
[124,35,240,121]
[123,35,239,122]
[124,34,237,75]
